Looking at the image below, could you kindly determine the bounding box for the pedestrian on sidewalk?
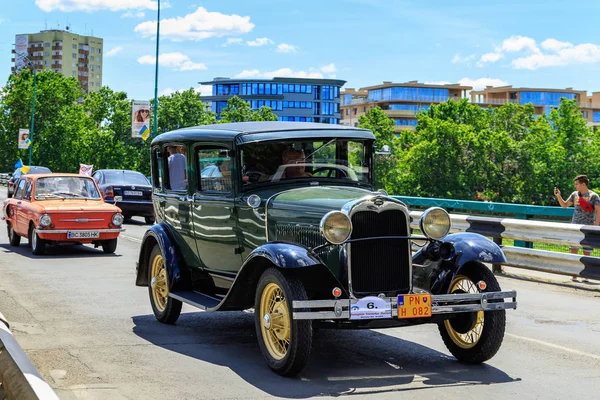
[554,174,600,282]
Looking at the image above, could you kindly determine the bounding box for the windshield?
[240,138,371,187]
[34,176,101,200]
[104,170,149,185]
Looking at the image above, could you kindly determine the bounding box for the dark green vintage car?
[136,122,517,376]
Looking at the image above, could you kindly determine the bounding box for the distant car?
[7,166,51,198]
[2,173,125,255]
[92,169,154,224]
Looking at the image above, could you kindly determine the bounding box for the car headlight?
[112,213,124,226]
[40,214,52,227]
[420,207,451,240]
[320,211,352,245]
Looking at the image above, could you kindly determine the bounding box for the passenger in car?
[168,146,188,190]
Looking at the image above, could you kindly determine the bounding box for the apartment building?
[12,29,103,93]
[471,86,600,126]
[340,81,472,132]
[200,77,345,123]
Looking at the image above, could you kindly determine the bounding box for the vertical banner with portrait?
[131,100,152,140]
[14,35,29,73]
[18,128,30,149]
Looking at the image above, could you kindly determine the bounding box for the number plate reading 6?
[67,231,100,239]
[397,294,432,319]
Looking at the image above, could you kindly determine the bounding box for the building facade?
[12,29,103,94]
[340,81,472,132]
[471,86,600,126]
[199,77,345,124]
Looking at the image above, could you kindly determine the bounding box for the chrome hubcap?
[263,313,272,330]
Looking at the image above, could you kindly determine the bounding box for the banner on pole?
[14,35,29,73]
[18,128,30,149]
[79,164,93,176]
[131,100,151,140]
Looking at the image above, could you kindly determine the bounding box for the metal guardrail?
[0,311,59,400]
[409,211,600,281]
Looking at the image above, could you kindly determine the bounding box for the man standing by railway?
[554,174,600,282]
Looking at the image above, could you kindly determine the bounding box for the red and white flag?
[79,163,93,176]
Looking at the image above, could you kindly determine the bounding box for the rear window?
[104,171,149,185]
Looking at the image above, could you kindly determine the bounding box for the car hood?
[36,200,121,213]
[267,186,375,213]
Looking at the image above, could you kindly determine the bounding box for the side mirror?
[114,196,123,204]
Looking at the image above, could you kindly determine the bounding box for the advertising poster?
[18,128,30,149]
[14,35,29,72]
[131,100,151,140]
[79,163,93,176]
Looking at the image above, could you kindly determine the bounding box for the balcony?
[383,109,415,118]
[52,46,63,51]
[29,55,43,61]
[52,55,62,60]
[78,49,89,55]
[78,66,88,71]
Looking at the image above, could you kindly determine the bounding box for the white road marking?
[507,333,600,360]
[120,235,142,243]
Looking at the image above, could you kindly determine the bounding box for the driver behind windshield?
[280,148,312,179]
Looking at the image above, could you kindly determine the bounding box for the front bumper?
[292,291,517,320]
[35,228,125,241]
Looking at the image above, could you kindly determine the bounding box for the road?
[1,191,599,399]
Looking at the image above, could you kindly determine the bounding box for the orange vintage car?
[2,173,125,255]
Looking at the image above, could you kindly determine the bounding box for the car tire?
[254,267,313,377]
[101,238,118,254]
[29,224,46,255]
[7,223,21,246]
[145,216,155,225]
[438,262,506,364]
[148,245,182,324]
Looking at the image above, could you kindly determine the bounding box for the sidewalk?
[498,266,600,290]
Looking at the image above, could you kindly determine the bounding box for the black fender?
[412,232,506,295]
[135,222,191,292]
[216,242,346,311]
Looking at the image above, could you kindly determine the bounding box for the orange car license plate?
[397,294,432,319]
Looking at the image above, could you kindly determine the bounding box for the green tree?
[219,96,278,123]
[156,88,218,133]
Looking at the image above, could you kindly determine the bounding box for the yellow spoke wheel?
[260,282,291,360]
[443,275,484,349]
[150,252,169,313]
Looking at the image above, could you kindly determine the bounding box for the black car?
[7,166,51,198]
[135,122,517,376]
[92,169,154,224]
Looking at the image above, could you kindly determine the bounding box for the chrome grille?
[276,223,326,248]
[349,209,411,295]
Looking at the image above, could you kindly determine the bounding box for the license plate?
[397,294,432,319]
[124,190,143,196]
[67,231,100,239]
[349,296,392,320]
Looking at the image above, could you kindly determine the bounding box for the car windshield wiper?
[302,138,336,162]
[36,193,65,200]
[52,191,86,198]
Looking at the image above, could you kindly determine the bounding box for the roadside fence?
[0,173,9,186]
[0,311,59,400]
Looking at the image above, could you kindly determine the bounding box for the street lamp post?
[152,0,160,139]
[16,52,37,165]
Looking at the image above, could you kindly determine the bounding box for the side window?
[23,181,32,200]
[14,179,26,199]
[197,148,232,193]
[165,145,188,191]
[151,148,164,189]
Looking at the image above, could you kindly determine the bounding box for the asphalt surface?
[1,191,599,399]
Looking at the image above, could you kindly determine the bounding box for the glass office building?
[199,77,345,124]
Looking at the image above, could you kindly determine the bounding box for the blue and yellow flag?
[20,165,30,174]
[14,159,23,169]
[140,125,150,141]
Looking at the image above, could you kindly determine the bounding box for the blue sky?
[2,0,600,100]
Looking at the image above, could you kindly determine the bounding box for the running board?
[169,291,221,310]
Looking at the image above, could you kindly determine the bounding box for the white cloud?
[235,67,324,79]
[135,7,254,41]
[105,46,123,56]
[541,38,573,51]
[137,52,207,71]
[476,52,503,67]
[246,37,273,47]
[276,43,297,53]
[451,53,475,64]
[36,0,157,12]
[223,38,243,46]
[512,43,600,70]
[501,35,540,54]
[121,10,145,18]
[458,77,509,91]
[161,85,212,97]
[320,63,336,73]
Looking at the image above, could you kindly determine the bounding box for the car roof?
[152,122,375,145]
[95,169,143,173]
[26,173,94,179]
